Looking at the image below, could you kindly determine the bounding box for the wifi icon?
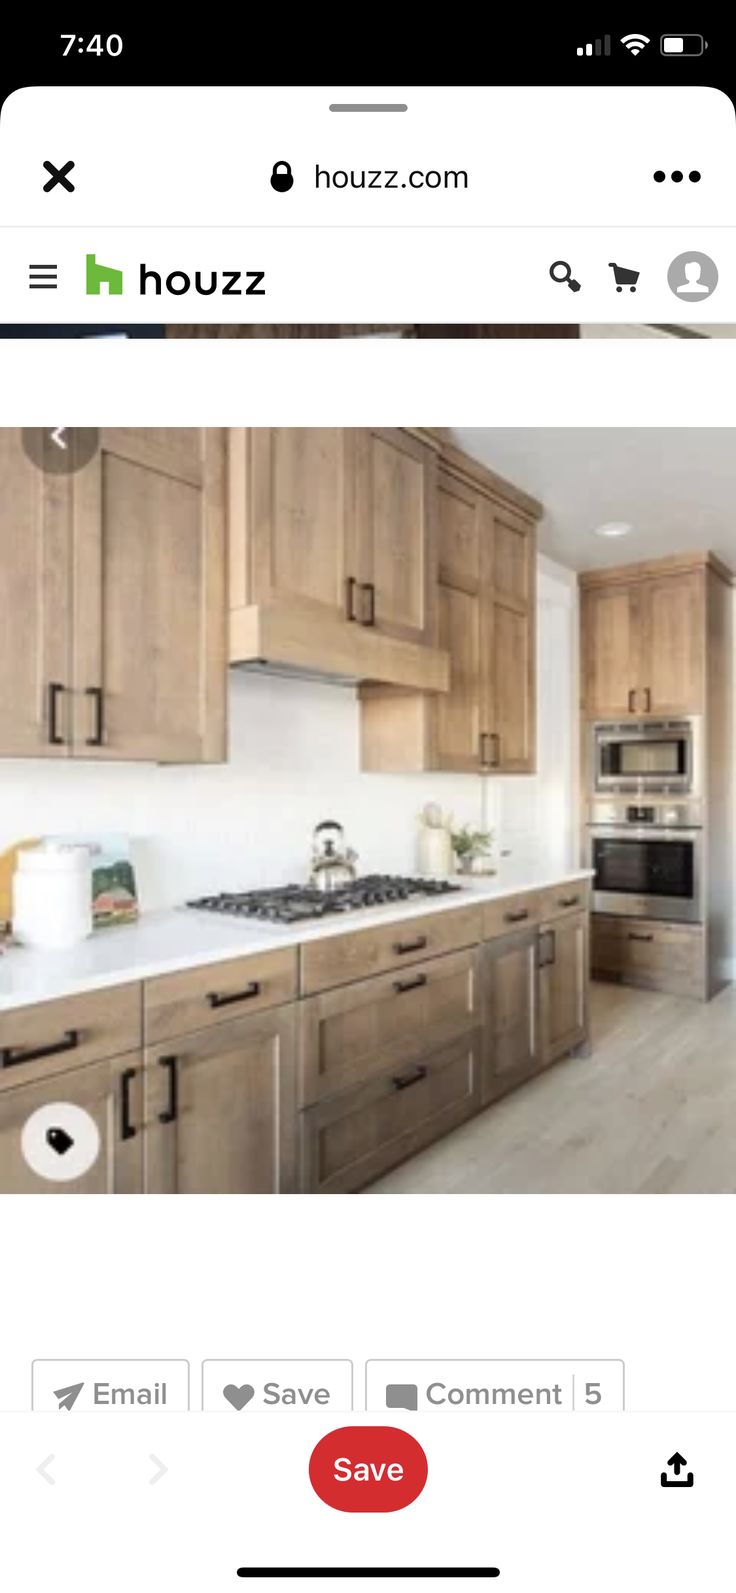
[621,32,650,55]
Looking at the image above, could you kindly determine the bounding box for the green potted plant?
[450,823,495,876]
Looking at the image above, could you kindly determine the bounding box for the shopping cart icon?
[609,262,640,292]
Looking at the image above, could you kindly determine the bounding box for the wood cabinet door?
[238,428,356,622]
[639,571,705,714]
[355,429,436,645]
[0,1053,143,1194]
[0,430,73,757]
[433,466,484,771]
[538,912,589,1066]
[71,428,227,762]
[144,1006,297,1194]
[482,928,539,1104]
[483,503,537,772]
[580,584,641,717]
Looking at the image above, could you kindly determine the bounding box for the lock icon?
[270,160,294,193]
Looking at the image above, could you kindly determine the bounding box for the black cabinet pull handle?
[1,1028,79,1070]
[479,731,491,768]
[392,935,428,956]
[48,681,66,746]
[644,687,652,713]
[392,1064,428,1092]
[85,686,105,746]
[207,981,261,1009]
[504,907,530,924]
[120,1067,138,1141]
[490,732,501,767]
[158,1055,178,1124]
[628,932,654,943]
[346,576,359,622]
[538,930,556,969]
[558,895,580,909]
[361,582,376,626]
[628,689,637,713]
[393,974,428,996]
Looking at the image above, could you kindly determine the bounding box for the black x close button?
[43,160,75,193]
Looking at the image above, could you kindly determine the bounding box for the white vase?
[416,826,453,879]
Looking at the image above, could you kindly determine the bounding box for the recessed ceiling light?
[593,521,634,539]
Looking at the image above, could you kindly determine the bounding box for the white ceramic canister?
[13,844,93,949]
[416,823,454,879]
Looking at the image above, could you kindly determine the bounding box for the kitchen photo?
[0,425,733,1196]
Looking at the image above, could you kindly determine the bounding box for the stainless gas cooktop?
[187,874,461,925]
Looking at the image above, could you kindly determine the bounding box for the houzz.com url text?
[315,165,469,190]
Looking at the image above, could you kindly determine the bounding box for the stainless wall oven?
[586,800,703,923]
[592,718,700,796]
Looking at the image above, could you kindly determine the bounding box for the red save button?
[309,1426,428,1513]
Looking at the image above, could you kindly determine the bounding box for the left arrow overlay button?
[37,1455,56,1485]
[54,1382,84,1411]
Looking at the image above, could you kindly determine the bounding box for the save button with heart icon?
[202,1360,354,1412]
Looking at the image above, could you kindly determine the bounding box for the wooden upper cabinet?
[580,559,709,718]
[580,583,640,717]
[642,571,705,715]
[434,465,484,771]
[354,428,437,645]
[0,428,227,764]
[0,432,72,757]
[235,428,355,622]
[484,502,536,773]
[360,447,540,774]
[72,429,227,762]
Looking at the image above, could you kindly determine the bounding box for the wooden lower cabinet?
[538,912,589,1065]
[591,915,704,999]
[482,928,540,1103]
[144,1005,297,1194]
[0,1052,143,1194]
[299,947,480,1104]
[300,1031,483,1193]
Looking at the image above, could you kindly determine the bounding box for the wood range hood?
[227,427,451,693]
[229,601,450,691]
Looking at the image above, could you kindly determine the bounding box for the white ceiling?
[452,428,736,574]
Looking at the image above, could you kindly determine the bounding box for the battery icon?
[661,34,707,55]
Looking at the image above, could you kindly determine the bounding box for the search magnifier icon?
[549,260,581,292]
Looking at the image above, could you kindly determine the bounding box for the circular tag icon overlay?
[21,1103,101,1183]
[309,1426,428,1513]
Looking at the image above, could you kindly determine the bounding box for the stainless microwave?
[591,717,701,796]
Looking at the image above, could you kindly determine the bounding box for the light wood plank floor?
[368,980,736,1194]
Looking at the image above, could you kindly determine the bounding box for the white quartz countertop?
[0,866,593,1015]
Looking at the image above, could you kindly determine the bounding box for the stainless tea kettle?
[310,820,359,893]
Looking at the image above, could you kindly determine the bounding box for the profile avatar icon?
[667,250,718,301]
[676,261,709,295]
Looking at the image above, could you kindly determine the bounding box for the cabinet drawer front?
[592,916,703,997]
[299,947,480,1104]
[300,1032,482,1193]
[300,905,482,995]
[144,949,298,1044]
[538,881,590,922]
[482,891,544,942]
[0,984,142,1094]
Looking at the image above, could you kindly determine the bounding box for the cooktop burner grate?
[187,874,461,924]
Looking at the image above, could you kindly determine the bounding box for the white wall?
[0,558,578,912]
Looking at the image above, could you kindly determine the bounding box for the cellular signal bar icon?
[576,36,611,57]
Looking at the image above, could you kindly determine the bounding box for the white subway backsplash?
[0,561,577,911]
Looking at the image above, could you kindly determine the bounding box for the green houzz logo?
[85,253,124,295]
